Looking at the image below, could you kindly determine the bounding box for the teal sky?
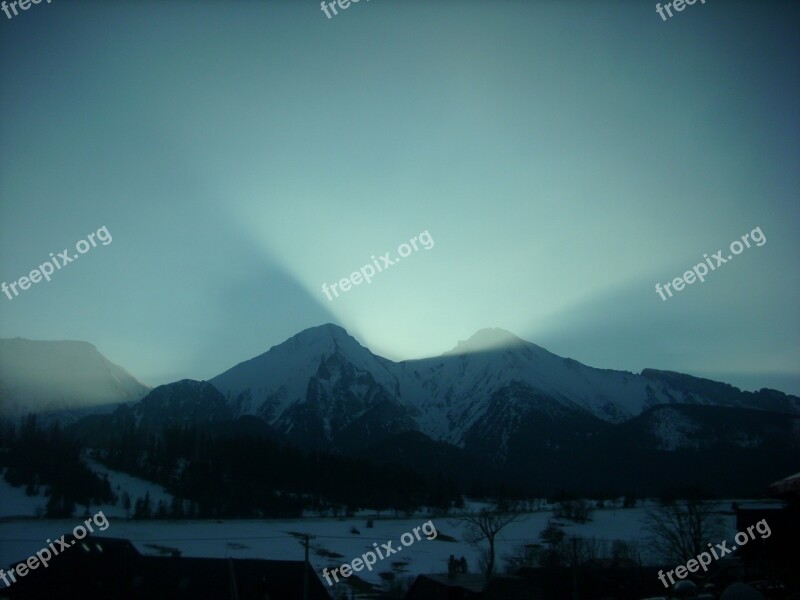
[1,0,798,394]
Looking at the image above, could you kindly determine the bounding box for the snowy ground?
[0,469,780,596]
[0,500,762,594]
[0,462,173,521]
[84,457,174,518]
[0,511,669,592]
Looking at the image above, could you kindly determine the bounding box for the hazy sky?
[1,0,798,394]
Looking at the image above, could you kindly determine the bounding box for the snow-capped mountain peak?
[203,324,800,453]
[209,324,405,441]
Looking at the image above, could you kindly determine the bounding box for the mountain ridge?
[12,324,791,496]
[6,325,798,463]
[0,337,150,417]
[206,324,800,454]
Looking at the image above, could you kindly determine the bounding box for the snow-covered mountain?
[208,324,800,454]
[0,338,150,417]
[12,325,796,473]
[210,325,415,450]
[31,324,793,496]
[398,328,656,443]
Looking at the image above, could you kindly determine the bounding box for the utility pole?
[303,534,310,600]
[571,537,579,600]
[228,557,240,600]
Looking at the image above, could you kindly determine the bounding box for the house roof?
[405,573,487,600]
[769,472,800,497]
[1,535,332,600]
[420,573,487,593]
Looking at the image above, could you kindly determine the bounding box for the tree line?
[1,416,463,519]
[0,416,115,517]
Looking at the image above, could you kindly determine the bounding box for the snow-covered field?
[0,468,780,595]
[0,511,664,589]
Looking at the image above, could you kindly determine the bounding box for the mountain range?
[5,325,799,495]
[208,324,799,451]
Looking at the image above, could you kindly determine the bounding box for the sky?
[1,0,798,395]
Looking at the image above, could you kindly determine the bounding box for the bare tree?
[457,501,522,578]
[644,498,723,565]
